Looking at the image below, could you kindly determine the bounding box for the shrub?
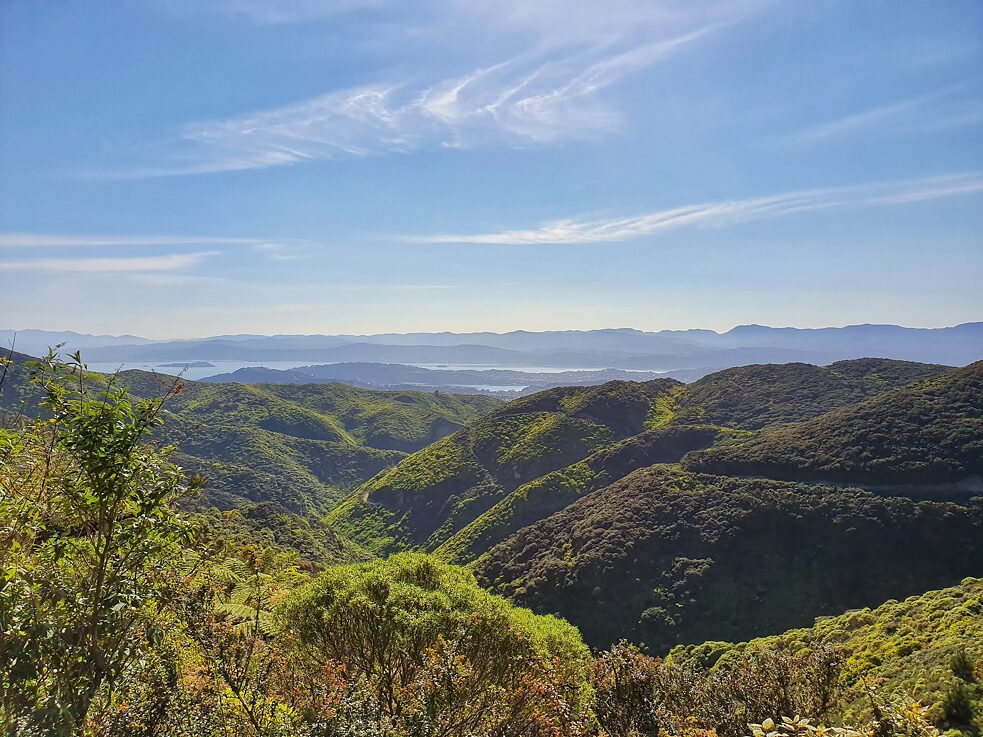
[278,553,593,736]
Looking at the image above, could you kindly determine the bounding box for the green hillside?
[684,360,983,488]
[473,465,983,650]
[326,378,684,554]
[328,358,949,559]
[161,379,500,512]
[197,501,373,566]
[435,424,725,564]
[673,577,983,723]
[671,358,951,430]
[4,349,982,736]
[1,350,500,523]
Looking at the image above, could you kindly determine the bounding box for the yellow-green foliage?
[491,413,614,468]
[175,383,357,444]
[264,382,499,450]
[645,384,684,429]
[672,359,949,431]
[323,491,409,555]
[685,361,983,485]
[361,434,477,495]
[438,424,725,565]
[1,350,499,532]
[676,578,983,721]
[332,379,715,561]
[282,553,590,665]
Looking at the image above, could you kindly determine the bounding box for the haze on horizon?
[1,1,981,337]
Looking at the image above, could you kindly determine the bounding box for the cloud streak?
[0,233,266,248]
[410,173,983,245]
[788,87,983,144]
[116,38,701,177]
[0,251,219,274]
[103,1,762,178]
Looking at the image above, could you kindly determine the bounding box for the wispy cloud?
[0,252,219,274]
[410,173,983,245]
[110,40,702,176]
[201,0,387,24]
[0,233,264,248]
[251,242,301,261]
[788,87,983,144]
[129,273,231,286]
[102,1,763,178]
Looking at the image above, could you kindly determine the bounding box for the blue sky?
[1,0,981,338]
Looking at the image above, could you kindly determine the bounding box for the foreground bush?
[279,553,594,736]
[0,353,198,735]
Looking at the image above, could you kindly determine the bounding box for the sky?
[1,0,982,338]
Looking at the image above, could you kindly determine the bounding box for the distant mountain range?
[3,322,981,370]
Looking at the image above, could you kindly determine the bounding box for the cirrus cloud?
[0,251,219,274]
[409,172,983,245]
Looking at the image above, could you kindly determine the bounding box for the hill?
[1,351,500,518]
[16,321,981,368]
[197,501,373,566]
[326,379,685,554]
[200,362,691,397]
[434,424,726,564]
[673,577,983,722]
[671,358,951,430]
[329,358,949,559]
[473,466,983,650]
[683,360,983,488]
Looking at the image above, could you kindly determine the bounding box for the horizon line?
[3,320,981,345]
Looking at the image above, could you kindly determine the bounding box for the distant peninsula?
[157,361,215,368]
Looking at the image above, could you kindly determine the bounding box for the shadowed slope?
[474,466,983,650]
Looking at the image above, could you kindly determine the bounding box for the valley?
[3,346,981,734]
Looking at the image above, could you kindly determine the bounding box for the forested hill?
[472,466,983,650]
[0,351,500,517]
[328,357,952,558]
[4,348,982,735]
[670,358,951,430]
[684,360,983,488]
[327,378,690,554]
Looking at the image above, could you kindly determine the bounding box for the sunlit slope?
[670,358,951,430]
[327,379,684,554]
[435,424,725,564]
[672,577,983,721]
[328,358,950,557]
[0,352,501,514]
[684,360,983,487]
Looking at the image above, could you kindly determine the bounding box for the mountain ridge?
[6,322,980,369]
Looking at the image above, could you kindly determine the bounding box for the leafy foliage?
[3,351,980,736]
[474,466,983,649]
[684,361,983,487]
[0,352,198,735]
[197,501,372,567]
[279,553,593,735]
[673,577,983,730]
[590,643,844,737]
[2,350,498,565]
[672,359,950,431]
